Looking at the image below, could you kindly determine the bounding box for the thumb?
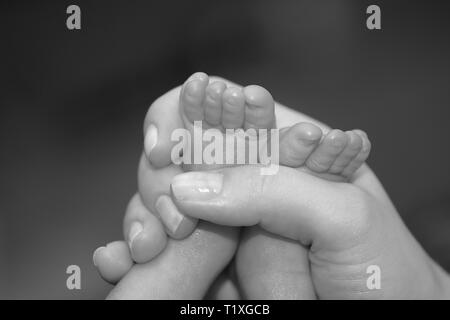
[170,166,359,245]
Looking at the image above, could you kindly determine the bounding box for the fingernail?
[155,195,184,234]
[127,221,143,249]
[144,124,158,159]
[171,172,223,201]
[92,246,106,267]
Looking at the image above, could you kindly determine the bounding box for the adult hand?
[94,77,320,299]
[93,77,359,299]
[169,156,450,299]
[94,76,449,299]
[94,82,240,299]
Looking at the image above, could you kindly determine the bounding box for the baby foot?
[279,124,371,182]
[178,72,370,181]
[177,72,276,171]
[180,72,275,131]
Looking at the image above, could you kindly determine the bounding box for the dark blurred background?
[1,0,449,299]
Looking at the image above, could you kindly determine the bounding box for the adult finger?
[93,241,133,284]
[138,153,198,239]
[107,222,238,299]
[170,166,367,247]
[123,193,167,263]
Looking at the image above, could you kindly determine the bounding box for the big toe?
[243,85,275,131]
[180,73,209,123]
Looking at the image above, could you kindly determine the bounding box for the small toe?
[181,76,209,123]
[329,131,363,174]
[342,130,371,177]
[221,87,245,129]
[279,122,323,167]
[204,81,226,127]
[306,129,348,173]
[243,85,275,130]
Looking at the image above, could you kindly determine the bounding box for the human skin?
[97,78,450,299]
[136,72,369,299]
[171,165,450,299]
[97,78,325,299]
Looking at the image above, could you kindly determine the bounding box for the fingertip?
[127,221,144,249]
[168,215,199,240]
[130,228,167,264]
[93,241,133,284]
[123,194,170,264]
[155,194,198,240]
[128,217,168,264]
[92,246,106,268]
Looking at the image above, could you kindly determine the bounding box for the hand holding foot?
[170,162,450,299]
[92,74,443,300]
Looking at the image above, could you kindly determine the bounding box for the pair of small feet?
[173,72,371,181]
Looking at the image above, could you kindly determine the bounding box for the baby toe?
[329,131,363,174]
[204,81,226,127]
[243,85,275,130]
[221,87,245,129]
[181,76,209,123]
[279,122,323,167]
[306,129,348,173]
[342,130,371,177]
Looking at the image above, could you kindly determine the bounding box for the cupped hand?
[170,155,450,298]
[94,76,450,299]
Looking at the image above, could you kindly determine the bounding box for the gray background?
[1,0,449,299]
